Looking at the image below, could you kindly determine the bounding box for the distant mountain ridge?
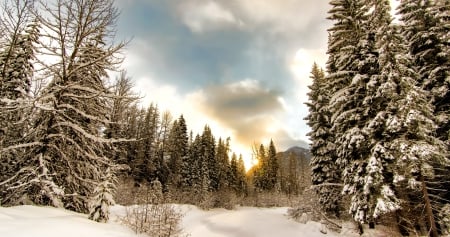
[282,146,311,161]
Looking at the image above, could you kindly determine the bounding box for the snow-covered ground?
[0,204,375,237]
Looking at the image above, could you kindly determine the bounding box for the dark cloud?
[193,80,307,150]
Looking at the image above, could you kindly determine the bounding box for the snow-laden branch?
[310,183,344,189]
[0,142,42,153]
[52,121,133,144]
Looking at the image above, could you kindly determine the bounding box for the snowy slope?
[0,205,134,237]
[0,205,341,237]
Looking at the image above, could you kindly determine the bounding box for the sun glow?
[230,144,256,172]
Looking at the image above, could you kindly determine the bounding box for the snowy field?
[0,205,335,237]
[0,205,384,237]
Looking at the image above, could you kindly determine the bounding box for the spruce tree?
[201,125,217,191]
[398,1,450,234]
[267,139,279,191]
[168,115,188,187]
[306,63,341,217]
[0,19,39,199]
[237,155,248,195]
[216,137,231,190]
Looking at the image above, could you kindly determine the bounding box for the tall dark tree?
[168,115,188,187]
[216,137,231,190]
[267,139,278,191]
[201,125,217,191]
[397,1,450,235]
[104,71,139,165]
[0,0,38,200]
[306,63,341,217]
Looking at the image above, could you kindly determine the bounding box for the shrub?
[120,180,189,237]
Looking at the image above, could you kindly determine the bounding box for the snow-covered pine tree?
[253,144,267,191]
[216,137,231,190]
[168,115,189,187]
[323,2,367,218]
[0,0,38,202]
[201,125,217,191]
[386,58,447,237]
[105,71,139,165]
[3,0,126,217]
[305,62,342,217]
[267,139,278,191]
[229,153,238,192]
[88,168,116,222]
[398,1,450,233]
[356,0,401,222]
[326,0,383,223]
[182,133,201,191]
[237,155,247,195]
[133,104,160,183]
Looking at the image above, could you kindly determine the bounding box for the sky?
[113,0,398,167]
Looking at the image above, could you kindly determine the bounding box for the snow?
[0,205,339,237]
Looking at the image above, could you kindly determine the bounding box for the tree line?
[306,0,449,236]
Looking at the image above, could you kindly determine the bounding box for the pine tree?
[306,62,342,217]
[88,168,116,222]
[323,0,369,220]
[237,155,248,195]
[105,71,139,165]
[168,115,188,187]
[229,152,238,192]
[357,0,401,222]
[398,1,450,234]
[201,126,217,191]
[267,139,279,191]
[0,20,39,199]
[216,137,231,190]
[253,144,266,191]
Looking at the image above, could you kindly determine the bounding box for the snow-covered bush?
[88,169,116,222]
[120,180,188,237]
[122,203,187,237]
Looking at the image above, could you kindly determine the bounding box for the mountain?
[276,146,311,194]
[282,146,311,161]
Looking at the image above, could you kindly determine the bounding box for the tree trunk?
[419,174,438,237]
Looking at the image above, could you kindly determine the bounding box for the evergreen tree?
[358,0,401,221]
[267,139,278,191]
[306,62,341,216]
[168,115,188,187]
[237,155,248,195]
[322,0,369,219]
[201,126,217,191]
[88,168,116,222]
[105,71,139,165]
[229,152,238,192]
[253,144,266,191]
[182,133,202,190]
[0,19,39,198]
[398,1,450,234]
[216,137,231,190]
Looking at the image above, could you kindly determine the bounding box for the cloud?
[186,79,306,150]
[178,0,243,33]
[230,0,329,35]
